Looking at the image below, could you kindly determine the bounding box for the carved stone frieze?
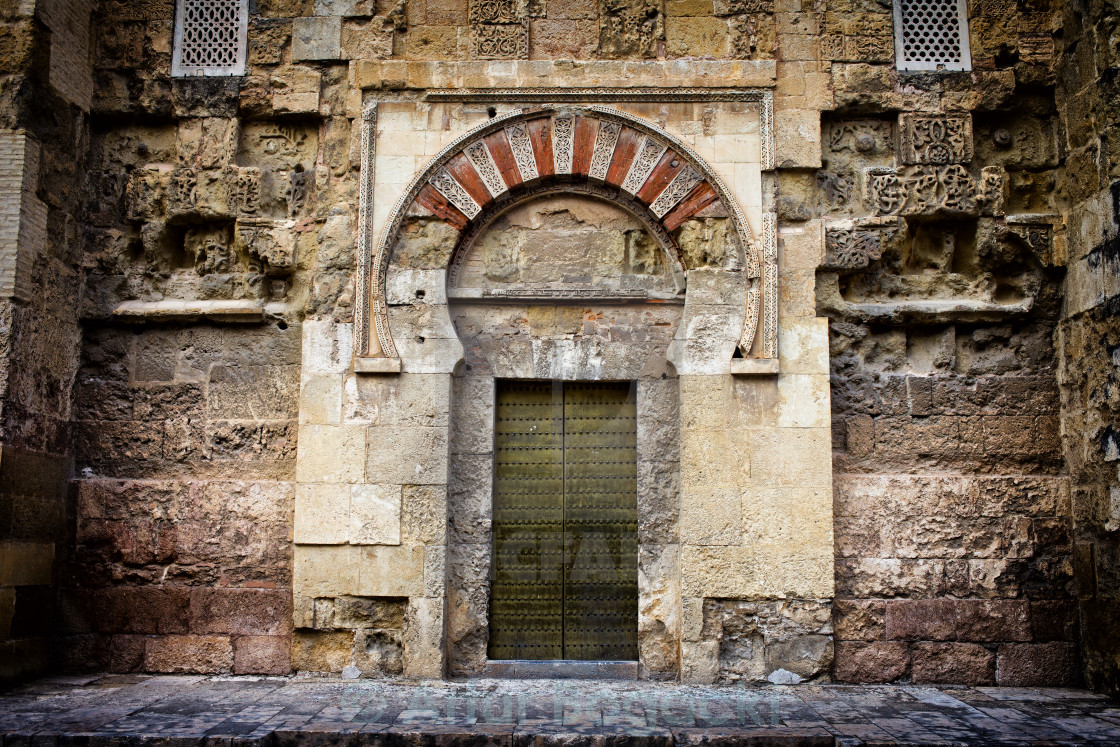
[287,168,309,218]
[820,35,893,63]
[899,113,973,165]
[817,172,852,211]
[126,168,167,222]
[228,167,261,217]
[170,169,198,211]
[597,0,665,59]
[469,0,518,23]
[865,165,1004,217]
[429,168,482,219]
[762,211,777,359]
[1005,214,1057,266]
[235,218,297,271]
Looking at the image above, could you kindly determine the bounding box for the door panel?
[489,380,638,662]
[562,382,639,661]
[489,381,565,660]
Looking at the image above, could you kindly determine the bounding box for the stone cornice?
[351,59,777,92]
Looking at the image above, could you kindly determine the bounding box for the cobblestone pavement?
[2,675,1120,746]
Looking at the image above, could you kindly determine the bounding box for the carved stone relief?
[552,115,575,175]
[899,113,974,165]
[469,0,528,59]
[504,123,538,182]
[865,164,1004,217]
[597,0,665,59]
[588,121,622,181]
[823,219,903,270]
[621,136,667,195]
[828,120,893,157]
[464,141,508,199]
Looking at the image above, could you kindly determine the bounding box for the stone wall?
[1055,0,1120,697]
[805,2,1077,685]
[0,0,91,685]
[7,0,1102,689]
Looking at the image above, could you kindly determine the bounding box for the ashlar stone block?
[350,484,402,545]
[777,317,829,374]
[292,16,342,60]
[404,596,444,678]
[296,425,366,484]
[295,483,350,544]
[294,545,358,598]
[366,425,448,485]
[356,546,425,596]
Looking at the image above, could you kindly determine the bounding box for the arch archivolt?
[355,104,776,368]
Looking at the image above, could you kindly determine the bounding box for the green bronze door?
[489,380,639,661]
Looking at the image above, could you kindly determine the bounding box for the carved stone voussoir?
[470,21,529,59]
[899,113,973,166]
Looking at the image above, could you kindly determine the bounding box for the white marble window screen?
[172,0,249,77]
[893,0,972,72]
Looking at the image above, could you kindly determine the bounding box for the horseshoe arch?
[354,105,776,371]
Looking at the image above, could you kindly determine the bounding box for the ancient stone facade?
[0,0,1115,694]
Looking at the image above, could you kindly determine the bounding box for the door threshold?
[483,660,638,680]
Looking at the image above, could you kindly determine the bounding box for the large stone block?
[741,486,832,553]
[776,374,831,428]
[291,630,352,672]
[233,635,291,675]
[350,484,402,545]
[680,640,719,684]
[834,599,885,642]
[404,596,444,678]
[90,587,189,634]
[680,489,742,545]
[0,542,53,586]
[294,545,357,598]
[450,376,494,456]
[356,546,425,597]
[834,641,910,683]
[746,427,832,487]
[366,425,448,485]
[402,484,447,545]
[681,546,754,598]
[296,425,366,484]
[302,320,354,375]
[292,15,342,60]
[681,428,749,491]
[189,588,291,636]
[294,483,349,544]
[145,635,233,673]
[777,317,829,374]
[996,642,1077,686]
[911,642,996,685]
[300,373,343,425]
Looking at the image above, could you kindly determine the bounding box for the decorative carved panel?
[899,113,973,165]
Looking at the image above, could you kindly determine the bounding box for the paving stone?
[1,676,1119,746]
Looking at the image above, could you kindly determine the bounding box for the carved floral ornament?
[354,106,777,373]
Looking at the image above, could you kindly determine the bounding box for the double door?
[489,380,639,661]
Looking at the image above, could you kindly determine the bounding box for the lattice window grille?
[893,0,972,72]
[172,0,249,77]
